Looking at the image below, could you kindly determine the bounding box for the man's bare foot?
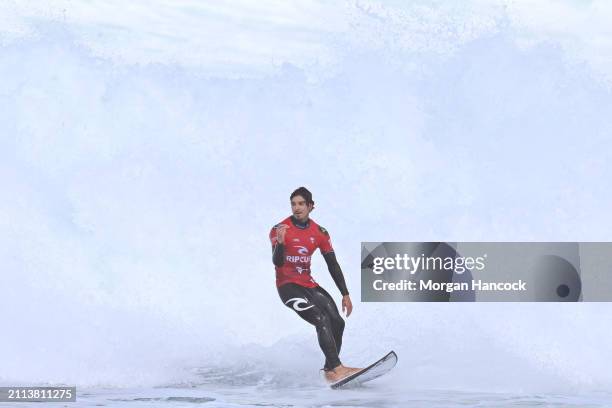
[324,365,364,383]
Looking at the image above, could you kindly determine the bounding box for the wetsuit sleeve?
[317,226,349,296]
[323,251,349,296]
[272,244,285,267]
[317,225,334,254]
[270,226,284,267]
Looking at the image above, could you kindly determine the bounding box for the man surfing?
[269,187,362,383]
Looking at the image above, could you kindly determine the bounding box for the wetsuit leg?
[278,283,342,370]
[312,285,346,370]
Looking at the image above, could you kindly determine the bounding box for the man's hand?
[276,224,289,244]
[342,295,353,317]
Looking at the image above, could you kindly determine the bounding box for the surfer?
[269,187,362,383]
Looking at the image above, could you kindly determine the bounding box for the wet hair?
[290,187,315,208]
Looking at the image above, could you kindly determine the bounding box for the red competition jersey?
[269,216,334,288]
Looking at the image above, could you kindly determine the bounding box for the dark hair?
[290,187,315,208]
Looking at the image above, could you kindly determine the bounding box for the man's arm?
[322,251,349,296]
[270,224,288,267]
[272,243,285,267]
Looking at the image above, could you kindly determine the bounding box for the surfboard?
[330,351,398,389]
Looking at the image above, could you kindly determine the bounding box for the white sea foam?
[1,0,612,394]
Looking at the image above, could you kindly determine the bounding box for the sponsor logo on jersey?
[285,297,314,312]
[292,238,300,242]
[286,255,311,263]
[296,266,310,274]
[294,245,309,255]
[287,246,310,263]
[310,237,315,244]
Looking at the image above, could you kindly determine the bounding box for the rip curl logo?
[285,297,314,312]
[287,255,312,262]
[294,245,309,255]
[287,246,311,263]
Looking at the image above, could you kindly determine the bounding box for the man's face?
[291,195,313,222]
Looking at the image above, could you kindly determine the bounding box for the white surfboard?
[330,351,397,389]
